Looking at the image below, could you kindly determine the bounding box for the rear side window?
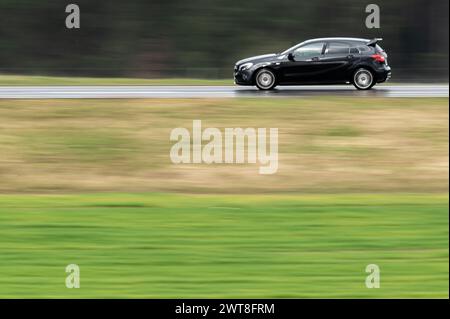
[357,45,374,54]
[325,42,350,55]
[375,44,385,53]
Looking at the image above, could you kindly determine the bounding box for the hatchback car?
[234,37,391,90]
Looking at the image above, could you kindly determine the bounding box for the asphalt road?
[0,84,448,99]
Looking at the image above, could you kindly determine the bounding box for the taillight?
[371,54,385,63]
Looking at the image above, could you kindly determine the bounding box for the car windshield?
[280,42,306,55]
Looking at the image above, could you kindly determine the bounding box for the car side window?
[325,42,351,55]
[293,42,325,61]
[357,45,373,54]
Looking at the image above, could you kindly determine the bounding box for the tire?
[255,68,277,90]
[352,68,375,90]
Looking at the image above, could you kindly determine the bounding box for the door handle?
[311,57,320,62]
[347,55,354,59]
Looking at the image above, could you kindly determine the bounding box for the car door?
[316,42,356,83]
[279,42,326,84]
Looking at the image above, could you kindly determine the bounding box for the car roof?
[303,37,370,44]
[280,38,372,55]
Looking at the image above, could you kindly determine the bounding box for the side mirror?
[287,52,295,61]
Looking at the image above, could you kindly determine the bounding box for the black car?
[234,37,391,90]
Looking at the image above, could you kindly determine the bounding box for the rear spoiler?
[367,38,383,47]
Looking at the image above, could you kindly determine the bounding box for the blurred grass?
[0,98,447,193]
[0,193,447,298]
[0,74,232,86]
[0,97,447,298]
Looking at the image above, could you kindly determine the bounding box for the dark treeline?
[0,0,448,80]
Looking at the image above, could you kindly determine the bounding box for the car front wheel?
[352,68,375,90]
[255,69,277,90]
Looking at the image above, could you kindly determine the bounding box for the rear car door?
[316,41,356,82]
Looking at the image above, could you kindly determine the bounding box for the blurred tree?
[0,0,447,80]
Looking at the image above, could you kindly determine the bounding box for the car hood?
[235,53,278,66]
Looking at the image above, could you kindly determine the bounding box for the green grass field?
[0,193,447,298]
[0,97,447,298]
[0,74,232,86]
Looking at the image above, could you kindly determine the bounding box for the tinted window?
[293,42,324,60]
[325,42,350,55]
[376,44,385,53]
[357,45,374,53]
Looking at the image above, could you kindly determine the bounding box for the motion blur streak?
[0,0,448,81]
[0,98,447,194]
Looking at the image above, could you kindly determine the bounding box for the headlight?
[239,62,254,71]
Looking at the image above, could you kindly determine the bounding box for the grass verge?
[0,193,448,298]
[0,98,447,193]
[0,74,232,86]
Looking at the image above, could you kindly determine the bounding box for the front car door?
[279,42,326,84]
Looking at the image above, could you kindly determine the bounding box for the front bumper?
[234,66,253,86]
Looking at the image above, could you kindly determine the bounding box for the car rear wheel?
[353,68,375,90]
[255,69,277,90]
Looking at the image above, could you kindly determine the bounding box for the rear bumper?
[375,65,392,83]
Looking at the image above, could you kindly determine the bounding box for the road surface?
[0,84,448,99]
